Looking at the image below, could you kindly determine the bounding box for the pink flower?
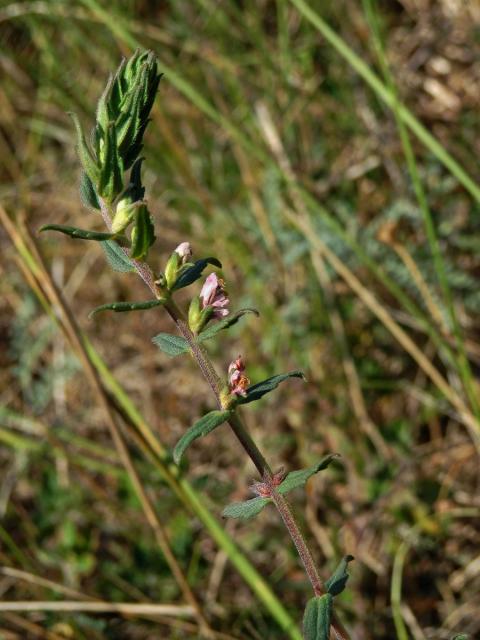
[174,241,192,264]
[200,273,229,319]
[228,355,250,397]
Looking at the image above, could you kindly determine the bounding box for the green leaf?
[120,51,162,170]
[116,77,143,157]
[277,455,340,496]
[122,157,145,203]
[39,224,121,242]
[237,371,305,405]
[89,298,165,318]
[69,112,100,184]
[79,172,100,210]
[130,203,155,260]
[173,410,231,464]
[101,240,135,272]
[452,635,469,639]
[222,497,270,520]
[197,308,259,342]
[152,333,190,357]
[302,594,333,640]
[172,257,222,291]
[95,72,114,133]
[97,122,124,202]
[325,555,354,597]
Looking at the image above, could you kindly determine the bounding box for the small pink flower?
[228,355,250,397]
[200,273,229,319]
[174,242,192,264]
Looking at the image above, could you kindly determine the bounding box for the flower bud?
[188,296,214,334]
[188,296,202,333]
[174,242,192,265]
[111,198,141,234]
[164,252,180,290]
[164,242,193,290]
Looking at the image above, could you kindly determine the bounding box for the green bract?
[67,50,160,261]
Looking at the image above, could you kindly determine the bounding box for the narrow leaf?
[130,203,155,260]
[40,224,120,242]
[79,172,100,210]
[173,410,231,464]
[122,157,145,203]
[97,122,124,202]
[95,73,114,132]
[101,240,135,272]
[197,308,259,342]
[69,112,100,184]
[325,555,354,597]
[277,455,340,496]
[237,371,305,405]
[222,497,270,520]
[302,594,333,640]
[172,257,222,291]
[89,299,165,318]
[152,333,189,357]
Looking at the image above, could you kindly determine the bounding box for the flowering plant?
[40,50,353,640]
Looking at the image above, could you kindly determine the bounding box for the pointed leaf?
[101,240,135,272]
[172,257,222,291]
[303,594,333,640]
[97,122,124,202]
[152,333,189,357]
[237,371,305,405]
[40,224,121,242]
[116,79,143,156]
[121,157,145,203]
[173,410,231,464]
[222,497,270,520]
[89,298,165,318]
[325,555,354,597]
[277,455,340,496]
[130,203,155,260]
[79,172,100,210]
[96,73,114,132]
[69,112,99,184]
[197,308,259,342]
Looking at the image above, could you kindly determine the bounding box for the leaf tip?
[172,449,182,465]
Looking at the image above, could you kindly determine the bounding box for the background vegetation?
[1,1,479,638]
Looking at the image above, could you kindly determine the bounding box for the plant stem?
[98,198,349,638]
[164,300,350,640]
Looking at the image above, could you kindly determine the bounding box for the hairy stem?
[98,196,349,638]
[165,299,349,639]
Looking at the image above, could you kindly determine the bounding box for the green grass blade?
[288,0,480,205]
[363,0,480,421]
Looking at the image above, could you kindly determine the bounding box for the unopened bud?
[188,296,213,334]
[164,252,180,290]
[111,199,142,234]
[174,242,192,264]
